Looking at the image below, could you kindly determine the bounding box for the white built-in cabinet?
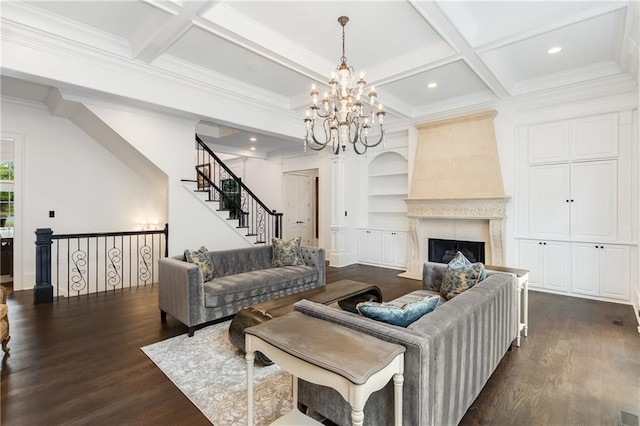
[357,150,409,270]
[517,111,635,303]
[518,240,571,292]
[357,229,407,269]
[571,243,630,299]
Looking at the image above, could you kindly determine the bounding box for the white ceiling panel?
[165,26,312,97]
[224,1,450,71]
[437,1,627,47]
[28,1,163,40]
[380,61,490,107]
[479,10,623,92]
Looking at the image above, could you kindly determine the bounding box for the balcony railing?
[34,225,168,303]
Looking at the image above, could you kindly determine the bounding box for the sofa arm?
[158,257,205,328]
[301,246,326,286]
[422,261,447,292]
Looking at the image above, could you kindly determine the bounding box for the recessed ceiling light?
[427,82,438,88]
[249,137,257,142]
[547,46,562,55]
[250,147,256,151]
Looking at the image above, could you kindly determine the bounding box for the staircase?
[182,136,283,245]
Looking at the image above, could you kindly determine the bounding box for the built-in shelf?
[368,191,409,197]
[369,171,408,178]
[366,151,409,231]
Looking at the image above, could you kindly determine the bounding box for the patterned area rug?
[141,321,292,425]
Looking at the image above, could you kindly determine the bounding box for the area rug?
[141,321,292,425]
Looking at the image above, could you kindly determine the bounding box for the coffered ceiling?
[1,1,638,156]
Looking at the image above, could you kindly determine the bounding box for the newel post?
[34,228,54,304]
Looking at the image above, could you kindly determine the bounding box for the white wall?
[1,99,167,290]
[83,101,252,255]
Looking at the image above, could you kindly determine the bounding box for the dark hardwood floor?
[1,264,639,425]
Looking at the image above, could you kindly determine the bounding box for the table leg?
[393,372,404,426]
[351,407,364,426]
[246,351,255,426]
[516,279,522,347]
[523,279,529,337]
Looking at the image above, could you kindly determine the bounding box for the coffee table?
[228,279,382,364]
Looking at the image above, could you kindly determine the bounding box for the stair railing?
[195,136,282,244]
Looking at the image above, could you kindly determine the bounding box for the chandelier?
[303,16,385,155]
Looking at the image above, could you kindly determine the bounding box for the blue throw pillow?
[356,295,440,327]
[440,251,486,300]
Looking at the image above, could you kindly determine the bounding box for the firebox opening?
[428,238,485,264]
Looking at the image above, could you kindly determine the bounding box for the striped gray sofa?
[158,245,325,336]
[293,261,517,426]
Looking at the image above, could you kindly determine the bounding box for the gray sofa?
[293,261,517,426]
[158,245,325,336]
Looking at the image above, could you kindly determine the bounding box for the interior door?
[284,173,311,244]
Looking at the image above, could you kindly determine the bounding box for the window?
[0,162,14,228]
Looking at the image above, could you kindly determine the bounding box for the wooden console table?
[487,265,529,347]
[246,312,405,426]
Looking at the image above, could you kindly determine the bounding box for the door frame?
[283,169,318,246]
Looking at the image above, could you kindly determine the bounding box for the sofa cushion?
[203,265,318,307]
[184,246,215,281]
[440,251,486,300]
[356,295,440,327]
[272,237,305,267]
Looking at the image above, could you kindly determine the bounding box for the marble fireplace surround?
[401,197,510,279]
[401,111,509,279]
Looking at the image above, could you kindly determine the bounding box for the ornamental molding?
[405,197,510,219]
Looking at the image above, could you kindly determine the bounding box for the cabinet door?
[570,160,617,241]
[357,230,371,263]
[528,121,569,164]
[518,240,543,289]
[571,243,600,296]
[381,231,395,265]
[544,241,571,292]
[381,231,408,268]
[528,164,570,239]
[571,114,619,161]
[369,230,381,264]
[394,232,408,268]
[599,245,629,300]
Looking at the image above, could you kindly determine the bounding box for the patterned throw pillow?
[356,295,440,327]
[272,237,305,267]
[440,251,486,300]
[184,246,215,281]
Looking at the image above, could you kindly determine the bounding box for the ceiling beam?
[130,1,218,64]
[409,0,510,98]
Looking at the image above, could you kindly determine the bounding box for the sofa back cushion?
[207,245,273,278]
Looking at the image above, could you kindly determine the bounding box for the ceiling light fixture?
[427,82,438,88]
[547,46,562,54]
[303,16,385,155]
[249,137,257,142]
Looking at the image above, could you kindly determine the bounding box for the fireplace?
[398,111,510,280]
[428,238,485,264]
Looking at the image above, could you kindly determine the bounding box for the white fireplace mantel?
[401,197,510,280]
[405,197,510,219]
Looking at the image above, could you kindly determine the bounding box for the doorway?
[0,137,15,290]
[284,170,318,246]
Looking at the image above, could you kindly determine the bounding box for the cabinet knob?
[543,242,546,245]
[539,242,542,245]
[566,200,569,203]
[570,199,574,202]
